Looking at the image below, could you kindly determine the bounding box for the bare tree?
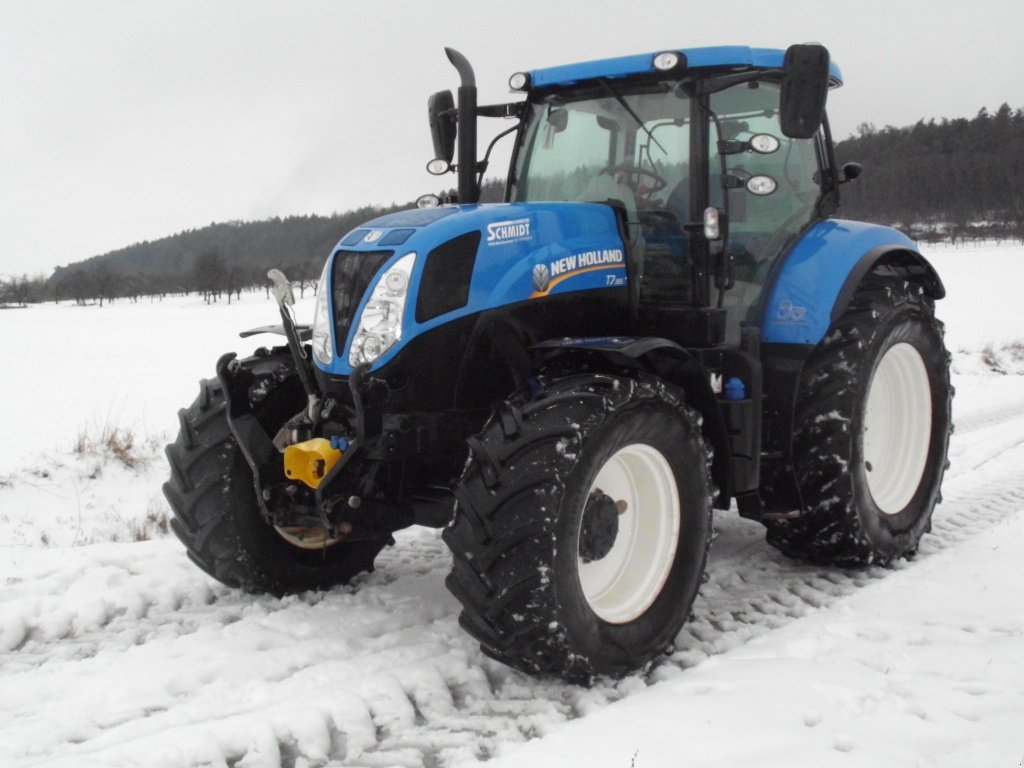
[193,248,227,303]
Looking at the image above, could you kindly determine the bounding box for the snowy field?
[1,241,1023,767]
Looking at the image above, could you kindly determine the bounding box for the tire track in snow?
[949,387,1024,436]
[672,389,1024,675]
[247,422,1024,767]
[3,388,1024,767]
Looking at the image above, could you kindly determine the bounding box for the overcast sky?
[2,0,1022,278]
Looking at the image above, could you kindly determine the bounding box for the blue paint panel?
[531,52,657,87]
[379,228,415,246]
[341,229,369,246]
[316,203,626,375]
[761,219,916,345]
[530,46,842,88]
[362,207,459,228]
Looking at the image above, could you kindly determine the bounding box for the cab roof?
[528,45,843,89]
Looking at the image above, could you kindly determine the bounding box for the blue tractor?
[164,44,951,682]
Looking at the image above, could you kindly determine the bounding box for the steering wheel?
[600,163,668,199]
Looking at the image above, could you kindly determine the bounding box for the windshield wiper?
[597,77,666,156]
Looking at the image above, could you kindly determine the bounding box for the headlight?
[311,260,333,365]
[349,252,416,366]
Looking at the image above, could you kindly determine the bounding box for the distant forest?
[836,103,1024,242]
[2,105,1022,306]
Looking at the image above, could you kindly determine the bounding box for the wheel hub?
[579,490,621,563]
[577,443,681,624]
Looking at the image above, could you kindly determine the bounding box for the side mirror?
[841,161,863,183]
[779,44,831,139]
[428,90,457,164]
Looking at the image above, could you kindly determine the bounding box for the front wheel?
[444,373,713,682]
[163,367,388,595]
[765,273,952,566]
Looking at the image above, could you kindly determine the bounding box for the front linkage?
[215,270,417,548]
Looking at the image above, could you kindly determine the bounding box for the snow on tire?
[443,373,713,683]
[765,273,953,566]
[162,359,388,595]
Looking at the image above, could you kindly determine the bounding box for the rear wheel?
[163,368,388,595]
[444,373,712,682]
[765,274,952,566]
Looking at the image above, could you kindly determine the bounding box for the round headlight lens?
[750,134,781,154]
[426,159,451,176]
[384,270,409,295]
[357,333,385,362]
[509,71,530,91]
[653,51,680,71]
[746,175,778,196]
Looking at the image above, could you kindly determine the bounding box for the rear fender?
[758,223,944,513]
[762,219,943,345]
[831,246,944,324]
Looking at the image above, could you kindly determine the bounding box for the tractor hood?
[314,202,628,375]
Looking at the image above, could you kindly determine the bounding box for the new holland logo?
[486,218,531,246]
[363,230,384,243]
[530,248,625,297]
[532,263,550,293]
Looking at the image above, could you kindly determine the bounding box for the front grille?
[331,249,393,357]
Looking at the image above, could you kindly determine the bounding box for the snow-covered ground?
[1,242,1023,767]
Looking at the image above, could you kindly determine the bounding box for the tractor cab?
[428,45,837,347]
[508,66,829,344]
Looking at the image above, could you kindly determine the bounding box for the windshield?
[511,81,693,222]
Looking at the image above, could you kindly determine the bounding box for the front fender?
[531,336,735,505]
[761,219,942,345]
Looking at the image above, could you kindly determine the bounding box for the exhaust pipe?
[444,47,479,204]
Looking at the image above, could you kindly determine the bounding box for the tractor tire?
[765,273,952,566]
[163,375,388,595]
[444,373,713,683]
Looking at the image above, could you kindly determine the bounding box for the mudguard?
[757,219,945,514]
[761,219,943,345]
[530,336,736,506]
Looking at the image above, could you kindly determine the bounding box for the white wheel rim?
[578,443,680,624]
[863,342,932,514]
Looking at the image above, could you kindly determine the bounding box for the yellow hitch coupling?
[283,437,343,489]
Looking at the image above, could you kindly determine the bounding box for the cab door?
[708,81,824,343]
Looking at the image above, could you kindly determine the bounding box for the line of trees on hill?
[45,205,410,307]
[0,183,504,308]
[4,104,1023,308]
[835,103,1024,242]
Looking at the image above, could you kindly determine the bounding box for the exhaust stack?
[444,47,479,204]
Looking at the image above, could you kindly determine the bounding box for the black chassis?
[217,301,769,548]
[214,244,944,543]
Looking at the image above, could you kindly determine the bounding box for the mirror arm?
[478,123,520,187]
[817,113,842,217]
[476,102,526,119]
